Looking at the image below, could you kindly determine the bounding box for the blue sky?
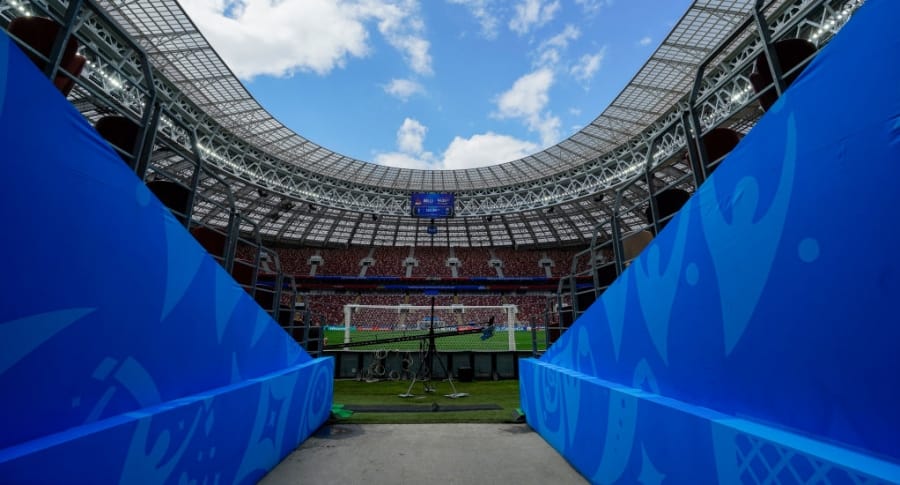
[180,0,693,170]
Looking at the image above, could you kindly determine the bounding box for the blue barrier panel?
[0,358,333,484]
[522,0,900,481]
[0,27,331,482]
[520,360,900,484]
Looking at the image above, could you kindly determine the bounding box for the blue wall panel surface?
[522,0,900,482]
[0,27,331,483]
[0,359,333,484]
[520,360,900,484]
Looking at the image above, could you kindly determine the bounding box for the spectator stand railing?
[0,0,331,357]
[686,0,834,180]
[275,273,299,337]
[1,0,160,178]
[231,215,263,300]
[551,0,841,344]
[0,0,271,303]
[254,254,327,356]
[530,295,557,357]
[300,309,326,358]
[186,165,239,274]
[146,118,242,274]
[253,245,284,319]
[0,0,250,277]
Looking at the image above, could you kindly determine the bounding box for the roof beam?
[692,5,748,18]
[631,82,685,96]
[299,210,325,241]
[663,41,712,55]
[276,209,305,239]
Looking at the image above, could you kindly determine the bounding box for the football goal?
[334,303,521,351]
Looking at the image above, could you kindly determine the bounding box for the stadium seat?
[550,306,575,345]
[702,127,742,173]
[645,188,691,235]
[53,54,85,96]
[94,116,141,167]
[750,38,817,112]
[623,230,654,262]
[190,226,230,260]
[575,291,596,314]
[8,16,85,96]
[595,262,617,288]
[146,180,191,226]
[303,326,322,352]
[277,307,294,327]
[254,290,276,314]
[231,259,256,293]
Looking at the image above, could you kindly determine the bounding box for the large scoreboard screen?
[410,192,455,218]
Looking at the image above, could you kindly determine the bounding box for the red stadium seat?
[455,248,496,277]
[253,286,276,314]
[94,116,141,167]
[316,247,370,276]
[190,226,230,259]
[645,188,691,235]
[702,127,742,173]
[146,180,191,226]
[54,53,85,96]
[231,259,256,292]
[8,16,84,96]
[367,247,407,277]
[750,38,817,112]
[275,247,316,276]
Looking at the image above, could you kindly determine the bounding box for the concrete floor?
[260,423,588,485]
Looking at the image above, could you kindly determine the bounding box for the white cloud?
[390,118,434,161]
[509,0,561,35]
[570,46,607,84]
[532,114,561,147]
[447,0,500,39]
[495,68,554,119]
[575,0,612,15]
[543,24,580,49]
[341,1,434,75]
[375,117,435,168]
[568,107,582,116]
[397,118,428,153]
[493,68,560,146]
[392,35,433,75]
[374,120,537,169]
[179,0,432,79]
[442,133,538,169]
[535,49,560,67]
[535,24,580,67]
[374,151,434,169]
[383,78,425,100]
[638,36,652,46]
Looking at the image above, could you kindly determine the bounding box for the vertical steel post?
[752,0,786,98]
[44,0,83,81]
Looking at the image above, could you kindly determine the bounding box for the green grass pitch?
[324,329,546,351]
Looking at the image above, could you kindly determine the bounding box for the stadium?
[1,0,898,483]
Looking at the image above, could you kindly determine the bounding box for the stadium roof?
[41,0,844,247]
[113,0,746,189]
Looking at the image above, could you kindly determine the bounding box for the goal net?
[335,304,520,351]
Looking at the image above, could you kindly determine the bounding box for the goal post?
[338,304,519,351]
